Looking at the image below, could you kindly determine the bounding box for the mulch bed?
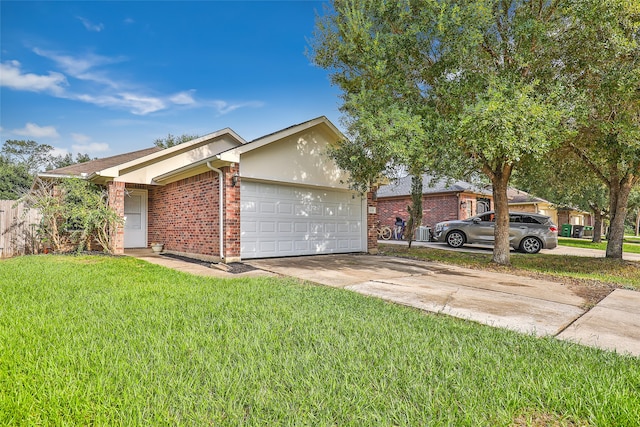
[160,253,258,274]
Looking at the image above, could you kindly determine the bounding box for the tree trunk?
[606,177,633,258]
[591,209,603,243]
[406,174,424,249]
[489,166,512,265]
[635,208,639,237]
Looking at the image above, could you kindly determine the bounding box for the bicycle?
[376,222,392,240]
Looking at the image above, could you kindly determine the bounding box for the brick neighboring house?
[376,174,493,231]
[40,117,378,261]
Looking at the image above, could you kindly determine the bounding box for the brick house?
[41,117,378,262]
[376,174,493,231]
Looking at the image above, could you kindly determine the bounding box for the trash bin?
[572,225,584,238]
[583,226,593,237]
[561,224,573,237]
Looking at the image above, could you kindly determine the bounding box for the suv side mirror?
[472,217,481,224]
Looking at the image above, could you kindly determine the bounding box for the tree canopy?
[0,140,94,200]
[311,0,575,264]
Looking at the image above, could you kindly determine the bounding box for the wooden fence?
[0,200,42,258]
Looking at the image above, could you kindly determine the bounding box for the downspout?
[206,162,225,260]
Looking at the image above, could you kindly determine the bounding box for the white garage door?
[241,180,364,259]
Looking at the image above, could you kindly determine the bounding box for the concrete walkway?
[126,250,640,357]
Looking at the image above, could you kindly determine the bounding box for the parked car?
[433,211,558,254]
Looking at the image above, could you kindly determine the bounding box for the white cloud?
[0,60,67,94]
[70,133,110,154]
[74,92,166,115]
[51,147,70,157]
[123,17,135,25]
[12,122,60,138]
[209,100,265,115]
[72,142,110,153]
[170,90,196,105]
[33,48,124,88]
[71,133,91,144]
[77,16,104,32]
[5,50,264,118]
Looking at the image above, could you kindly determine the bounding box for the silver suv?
[433,211,558,254]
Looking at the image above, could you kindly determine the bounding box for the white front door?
[124,189,147,248]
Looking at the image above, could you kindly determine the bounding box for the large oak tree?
[311,0,572,264]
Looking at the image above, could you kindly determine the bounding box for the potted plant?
[151,242,164,253]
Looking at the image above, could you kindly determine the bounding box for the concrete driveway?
[248,254,640,357]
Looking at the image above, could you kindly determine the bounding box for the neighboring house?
[40,117,377,262]
[507,188,592,227]
[506,188,559,225]
[376,174,493,229]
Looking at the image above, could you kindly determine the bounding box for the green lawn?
[559,237,640,254]
[1,255,639,426]
[380,244,640,291]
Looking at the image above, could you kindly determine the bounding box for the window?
[478,212,495,222]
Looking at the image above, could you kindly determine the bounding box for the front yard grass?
[380,244,640,292]
[558,237,640,254]
[1,255,639,426]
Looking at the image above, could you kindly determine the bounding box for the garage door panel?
[260,221,276,233]
[260,201,276,214]
[241,181,364,259]
[278,203,293,215]
[278,222,292,233]
[294,222,309,233]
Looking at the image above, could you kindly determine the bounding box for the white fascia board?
[38,172,80,180]
[227,116,344,157]
[152,153,238,184]
[98,128,246,178]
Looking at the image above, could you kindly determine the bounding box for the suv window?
[478,213,495,222]
[521,215,542,224]
[509,214,522,223]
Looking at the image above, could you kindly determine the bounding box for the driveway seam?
[370,276,584,308]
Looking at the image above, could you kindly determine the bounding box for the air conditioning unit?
[415,226,431,242]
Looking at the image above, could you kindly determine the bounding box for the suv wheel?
[446,231,465,248]
[520,237,542,254]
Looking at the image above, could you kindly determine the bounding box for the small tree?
[21,178,123,253]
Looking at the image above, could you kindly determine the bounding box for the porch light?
[231,173,240,187]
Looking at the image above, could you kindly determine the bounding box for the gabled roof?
[42,147,162,177]
[377,174,492,198]
[39,128,246,183]
[507,187,550,204]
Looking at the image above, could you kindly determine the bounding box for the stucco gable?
[155,117,351,189]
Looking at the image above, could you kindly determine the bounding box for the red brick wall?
[107,181,125,254]
[367,190,378,253]
[222,164,241,260]
[378,194,460,228]
[147,171,220,256]
[378,193,494,229]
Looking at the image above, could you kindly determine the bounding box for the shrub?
[20,178,123,253]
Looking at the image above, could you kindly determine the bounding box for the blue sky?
[0,1,341,158]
